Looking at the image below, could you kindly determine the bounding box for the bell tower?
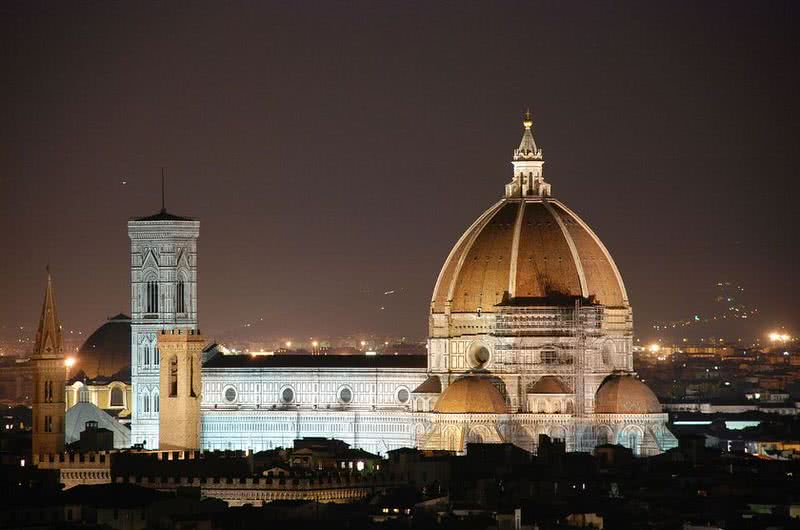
[128,199,199,449]
[31,269,65,456]
[158,328,204,450]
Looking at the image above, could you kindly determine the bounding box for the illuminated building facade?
[128,209,199,448]
[128,116,676,456]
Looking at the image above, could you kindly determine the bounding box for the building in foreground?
[125,115,675,456]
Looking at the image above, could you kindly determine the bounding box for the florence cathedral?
[123,115,677,456]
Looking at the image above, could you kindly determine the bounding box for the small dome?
[73,314,131,380]
[434,377,506,414]
[595,375,661,414]
[528,376,568,394]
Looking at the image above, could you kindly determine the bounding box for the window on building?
[224,387,237,403]
[339,387,353,404]
[176,280,186,313]
[110,387,123,407]
[154,346,160,366]
[142,393,150,413]
[541,349,557,364]
[146,280,159,313]
[153,392,159,412]
[44,415,52,433]
[143,344,150,366]
[190,356,197,398]
[78,385,89,403]
[169,356,178,397]
[281,387,294,404]
[397,388,409,404]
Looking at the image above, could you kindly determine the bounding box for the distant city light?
[64,357,76,368]
[648,344,661,354]
[768,332,791,343]
[285,341,292,349]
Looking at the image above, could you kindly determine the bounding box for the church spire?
[505,110,550,198]
[34,267,63,358]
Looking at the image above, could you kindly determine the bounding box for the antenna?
[160,167,166,213]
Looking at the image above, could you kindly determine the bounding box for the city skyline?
[2,1,799,343]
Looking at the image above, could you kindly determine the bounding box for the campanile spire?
[34,267,63,357]
[32,268,65,455]
[505,111,550,198]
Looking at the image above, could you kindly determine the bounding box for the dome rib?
[450,202,518,313]
[506,199,526,297]
[552,202,628,306]
[432,200,504,313]
[542,200,588,298]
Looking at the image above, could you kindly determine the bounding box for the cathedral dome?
[594,375,661,414]
[434,377,507,414]
[72,314,131,381]
[431,117,627,314]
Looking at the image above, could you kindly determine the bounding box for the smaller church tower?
[158,328,203,450]
[31,269,65,456]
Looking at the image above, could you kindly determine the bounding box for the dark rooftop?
[204,353,427,369]
[496,294,599,307]
[131,208,195,222]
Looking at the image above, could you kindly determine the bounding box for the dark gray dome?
[74,314,131,381]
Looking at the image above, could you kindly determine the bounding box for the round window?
[467,343,491,368]
[339,387,353,404]
[281,387,294,403]
[224,387,237,403]
[397,388,410,403]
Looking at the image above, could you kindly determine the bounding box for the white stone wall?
[200,367,428,454]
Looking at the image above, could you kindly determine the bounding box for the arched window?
[190,355,197,398]
[142,344,150,366]
[146,280,159,313]
[110,387,123,407]
[153,391,159,413]
[154,346,160,366]
[176,280,186,313]
[78,384,89,403]
[142,392,150,413]
[169,356,178,397]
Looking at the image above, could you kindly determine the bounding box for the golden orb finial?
[523,108,533,129]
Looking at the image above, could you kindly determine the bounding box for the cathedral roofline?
[203,353,427,370]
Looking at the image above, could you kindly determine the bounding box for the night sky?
[2,1,798,345]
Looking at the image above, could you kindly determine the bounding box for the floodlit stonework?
[158,329,204,450]
[422,114,676,454]
[32,271,66,456]
[128,209,199,449]
[127,116,676,456]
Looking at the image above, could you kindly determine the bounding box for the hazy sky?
[2,1,798,345]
